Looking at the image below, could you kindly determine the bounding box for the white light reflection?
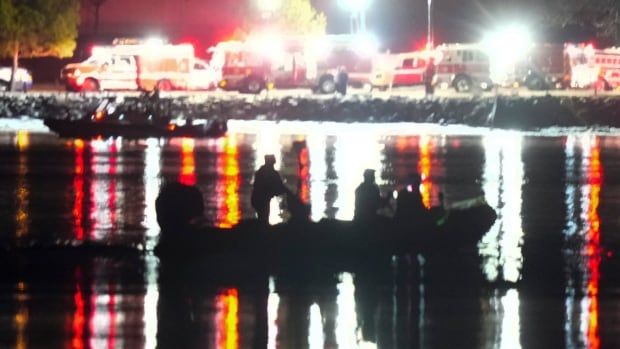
[309,303,324,349]
[565,134,602,349]
[89,138,123,240]
[143,138,162,250]
[333,133,383,220]
[253,125,284,225]
[306,133,328,221]
[267,276,280,349]
[499,289,521,349]
[336,272,359,348]
[481,132,524,283]
[143,255,159,349]
[89,290,124,349]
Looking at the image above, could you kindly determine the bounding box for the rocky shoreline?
[1,92,620,130]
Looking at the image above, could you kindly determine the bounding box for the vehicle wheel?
[526,76,546,90]
[453,75,472,93]
[0,80,9,92]
[81,78,99,92]
[319,75,336,94]
[246,78,264,94]
[156,79,173,91]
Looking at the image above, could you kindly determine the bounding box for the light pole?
[427,0,433,49]
[339,0,372,34]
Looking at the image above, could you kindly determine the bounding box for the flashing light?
[353,33,379,56]
[339,0,372,12]
[248,33,285,60]
[257,0,281,12]
[91,46,107,57]
[482,24,533,84]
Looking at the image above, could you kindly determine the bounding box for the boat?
[154,200,498,268]
[44,96,227,139]
[44,116,227,139]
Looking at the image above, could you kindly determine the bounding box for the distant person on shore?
[251,154,287,224]
[354,169,387,222]
[394,172,428,225]
[424,58,436,98]
[336,66,348,96]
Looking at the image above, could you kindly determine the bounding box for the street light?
[427,0,432,49]
[257,0,282,17]
[338,0,372,33]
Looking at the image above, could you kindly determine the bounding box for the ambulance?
[60,38,217,92]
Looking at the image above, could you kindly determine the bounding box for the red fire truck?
[567,44,620,90]
[209,34,376,94]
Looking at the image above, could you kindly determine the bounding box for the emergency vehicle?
[434,43,493,92]
[370,44,492,92]
[60,39,217,92]
[515,44,568,90]
[210,34,375,94]
[567,44,620,90]
[370,51,431,89]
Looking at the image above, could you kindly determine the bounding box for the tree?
[546,0,620,44]
[248,0,327,36]
[0,0,80,91]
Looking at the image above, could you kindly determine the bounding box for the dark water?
[1,120,619,349]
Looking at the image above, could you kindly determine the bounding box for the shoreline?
[1,92,620,130]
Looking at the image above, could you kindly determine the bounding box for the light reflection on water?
[1,122,617,348]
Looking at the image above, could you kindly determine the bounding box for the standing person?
[336,66,349,96]
[424,57,436,98]
[394,172,427,224]
[251,154,287,224]
[354,169,383,222]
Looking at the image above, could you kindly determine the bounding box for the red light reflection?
[72,269,86,349]
[298,146,310,203]
[216,137,240,228]
[179,138,196,186]
[216,288,239,349]
[73,140,85,240]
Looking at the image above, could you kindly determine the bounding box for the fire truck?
[370,44,493,92]
[60,39,217,92]
[434,43,494,92]
[210,34,376,94]
[566,44,620,90]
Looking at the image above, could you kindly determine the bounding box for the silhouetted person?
[424,58,436,98]
[251,154,287,224]
[354,169,383,222]
[336,66,348,95]
[394,172,427,224]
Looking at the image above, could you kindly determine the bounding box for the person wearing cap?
[251,154,287,224]
[354,169,384,222]
[394,172,427,224]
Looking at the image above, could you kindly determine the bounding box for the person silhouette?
[394,172,427,224]
[354,169,383,222]
[251,154,287,224]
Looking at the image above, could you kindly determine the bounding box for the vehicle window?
[416,58,426,68]
[402,58,414,69]
[194,62,205,70]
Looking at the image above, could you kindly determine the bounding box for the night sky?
[81,0,550,52]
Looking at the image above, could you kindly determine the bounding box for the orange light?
[72,270,85,349]
[216,136,240,228]
[299,146,310,203]
[585,137,602,349]
[417,136,433,209]
[16,130,29,150]
[168,124,176,131]
[179,138,196,186]
[94,111,105,121]
[216,288,239,349]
